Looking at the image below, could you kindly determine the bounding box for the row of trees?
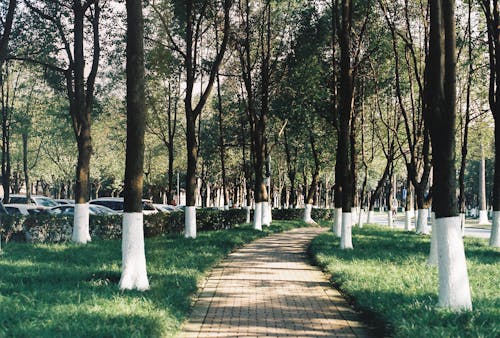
[1,0,498,308]
[0,1,496,217]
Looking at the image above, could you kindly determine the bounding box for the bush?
[0,215,26,242]
[0,208,248,244]
[272,208,334,221]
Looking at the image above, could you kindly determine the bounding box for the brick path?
[178,227,370,338]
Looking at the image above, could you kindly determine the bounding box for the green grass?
[309,225,500,337]
[0,220,309,337]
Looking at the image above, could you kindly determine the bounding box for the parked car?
[55,199,74,205]
[153,204,178,213]
[89,197,157,215]
[49,204,118,216]
[4,203,48,216]
[6,194,59,208]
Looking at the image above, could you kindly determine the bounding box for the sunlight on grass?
[309,225,500,337]
[0,221,311,337]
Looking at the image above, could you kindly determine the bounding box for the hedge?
[0,208,247,244]
[272,208,335,221]
[0,207,334,244]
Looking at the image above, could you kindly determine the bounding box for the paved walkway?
[178,227,370,338]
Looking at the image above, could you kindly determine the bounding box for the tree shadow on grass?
[308,226,500,337]
[0,227,271,337]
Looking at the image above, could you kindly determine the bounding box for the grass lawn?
[0,220,310,337]
[309,225,500,337]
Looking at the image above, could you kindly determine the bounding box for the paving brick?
[177,227,371,338]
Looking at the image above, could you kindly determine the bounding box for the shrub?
[0,215,26,242]
[272,208,334,221]
[0,208,248,244]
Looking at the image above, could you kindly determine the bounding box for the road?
[365,212,491,239]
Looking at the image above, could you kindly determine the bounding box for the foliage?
[0,208,248,244]
[309,225,500,337]
[272,208,335,221]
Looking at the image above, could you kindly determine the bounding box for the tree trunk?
[284,129,297,208]
[166,80,178,205]
[458,0,472,232]
[478,145,490,224]
[1,65,12,204]
[303,132,319,225]
[427,0,471,310]
[119,0,149,291]
[482,0,500,246]
[339,0,353,249]
[492,113,500,246]
[23,133,30,203]
[0,0,16,66]
[67,0,100,244]
[216,72,229,209]
[183,0,231,238]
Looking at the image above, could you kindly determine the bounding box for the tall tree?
[481,0,500,247]
[0,63,19,203]
[338,0,354,249]
[178,0,231,237]
[0,0,16,65]
[458,0,474,232]
[119,0,149,291]
[426,0,472,310]
[236,0,267,230]
[23,0,102,243]
[380,0,433,234]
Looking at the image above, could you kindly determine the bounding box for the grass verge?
[0,220,309,337]
[309,225,500,337]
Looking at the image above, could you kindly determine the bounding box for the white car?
[89,197,157,215]
[153,204,178,213]
[49,204,118,216]
[4,203,48,216]
[7,194,59,208]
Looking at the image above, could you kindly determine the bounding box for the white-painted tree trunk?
[303,204,317,225]
[416,209,429,234]
[387,210,394,228]
[405,211,412,231]
[254,202,263,231]
[436,216,472,310]
[340,212,353,249]
[245,206,251,224]
[351,207,358,225]
[490,211,500,247]
[478,210,490,225]
[428,212,438,266]
[262,201,271,226]
[460,213,465,237]
[333,208,342,237]
[358,208,364,228]
[72,203,91,244]
[267,201,273,224]
[367,210,374,224]
[119,212,149,291]
[223,205,229,211]
[185,206,197,238]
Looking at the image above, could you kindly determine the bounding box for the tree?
[380,0,433,235]
[119,0,149,291]
[481,0,500,247]
[337,0,354,249]
[160,0,232,238]
[0,62,19,203]
[0,0,16,66]
[235,0,268,230]
[23,0,103,243]
[425,0,472,310]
